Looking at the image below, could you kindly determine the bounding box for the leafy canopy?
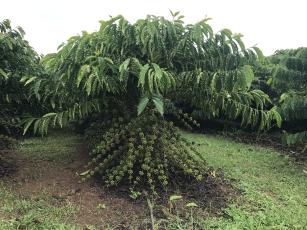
[270,48,307,147]
[22,14,280,133]
[0,19,40,140]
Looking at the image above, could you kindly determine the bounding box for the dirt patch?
[3,144,147,229]
[141,170,240,224]
[0,150,17,178]
[104,169,239,225]
[170,171,239,213]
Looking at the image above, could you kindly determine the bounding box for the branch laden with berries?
[83,111,207,194]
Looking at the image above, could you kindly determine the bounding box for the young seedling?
[169,195,183,214]
[96,203,106,210]
[186,202,198,228]
[129,188,142,200]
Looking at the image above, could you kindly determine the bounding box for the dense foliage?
[20,14,282,192]
[23,14,280,133]
[0,19,40,149]
[269,48,307,150]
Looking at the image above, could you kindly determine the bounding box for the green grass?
[0,130,87,230]
[0,184,80,230]
[184,132,307,230]
[19,129,81,164]
[1,130,306,229]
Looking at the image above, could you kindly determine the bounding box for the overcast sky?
[1,0,306,56]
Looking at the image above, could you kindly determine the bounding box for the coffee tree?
[0,19,40,149]
[270,48,307,151]
[23,14,281,191]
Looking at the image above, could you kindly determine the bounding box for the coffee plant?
[270,48,307,150]
[0,19,41,149]
[22,14,281,191]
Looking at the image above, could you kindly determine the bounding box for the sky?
[1,0,306,56]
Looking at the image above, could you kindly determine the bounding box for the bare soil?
[1,144,147,229]
[0,150,16,178]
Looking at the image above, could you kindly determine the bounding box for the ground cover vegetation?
[0,130,306,229]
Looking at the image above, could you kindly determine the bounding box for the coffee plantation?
[0,12,306,229]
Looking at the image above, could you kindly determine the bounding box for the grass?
[0,130,306,229]
[0,184,80,230]
[19,129,81,164]
[0,130,88,230]
[184,132,307,230]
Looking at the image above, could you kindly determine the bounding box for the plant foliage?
[0,19,40,149]
[270,48,307,148]
[22,14,281,190]
[23,14,280,133]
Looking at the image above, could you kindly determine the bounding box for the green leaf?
[0,68,7,78]
[20,76,29,83]
[152,96,164,116]
[138,64,150,88]
[77,65,90,87]
[233,33,245,50]
[169,195,182,202]
[79,170,90,176]
[85,73,95,95]
[33,119,41,134]
[270,107,282,128]
[252,46,264,62]
[152,63,163,80]
[24,76,37,86]
[221,28,232,39]
[147,69,154,94]
[119,58,131,81]
[22,118,36,135]
[235,65,254,90]
[242,65,254,89]
[43,113,57,118]
[186,202,198,208]
[137,96,149,115]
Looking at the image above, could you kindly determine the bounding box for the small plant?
[169,195,183,202]
[129,188,142,200]
[186,202,198,228]
[169,195,183,213]
[96,203,106,210]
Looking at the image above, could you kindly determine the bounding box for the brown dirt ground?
[1,145,148,229]
[0,150,16,177]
